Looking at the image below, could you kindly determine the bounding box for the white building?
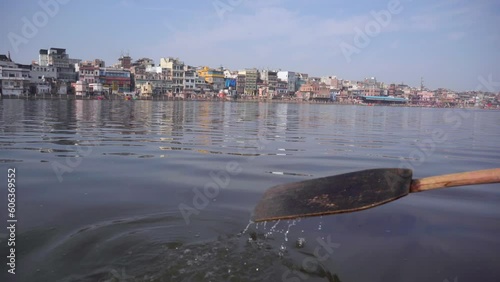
[0,55,30,96]
[75,80,88,96]
[36,81,52,95]
[38,48,80,82]
[30,64,58,83]
[160,57,185,94]
[89,83,104,94]
[277,71,297,93]
[183,68,197,92]
[224,69,237,79]
[145,66,162,74]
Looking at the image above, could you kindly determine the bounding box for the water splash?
[278,243,287,258]
[240,219,254,235]
[284,220,297,242]
[270,219,281,231]
[296,238,306,249]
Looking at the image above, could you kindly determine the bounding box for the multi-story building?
[134,58,155,68]
[416,91,435,102]
[0,54,30,96]
[224,69,238,79]
[98,68,131,93]
[36,79,52,95]
[315,83,332,99]
[296,81,330,100]
[139,82,154,97]
[38,49,49,66]
[116,55,132,70]
[75,80,88,96]
[276,79,288,96]
[132,65,171,95]
[296,79,306,93]
[277,71,297,94]
[259,70,278,96]
[30,64,57,83]
[240,68,258,96]
[236,73,246,95]
[296,82,315,100]
[388,84,396,96]
[320,76,333,86]
[196,75,209,93]
[332,77,341,90]
[224,78,236,89]
[198,66,225,91]
[160,57,184,94]
[364,77,377,87]
[38,48,80,83]
[321,76,343,90]
[363,85,382,96]
[77,64,100,84]
[184,66,197,92]
[79,59,105,68]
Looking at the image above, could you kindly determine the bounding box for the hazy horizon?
[1,0,499,92]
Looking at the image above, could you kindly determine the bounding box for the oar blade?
[253,168,412,222]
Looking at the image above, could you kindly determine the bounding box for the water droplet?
[241,219,254,235]
[270,219,280,232]
[296,238,306,248]
[280,244,286,251]
[284,220,297,242]
[278,243,287,258]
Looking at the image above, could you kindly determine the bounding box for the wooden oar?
[253,168,500,222]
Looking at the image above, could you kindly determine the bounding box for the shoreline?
[0,94,497,110]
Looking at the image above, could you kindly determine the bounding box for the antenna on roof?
[7,51,11,61]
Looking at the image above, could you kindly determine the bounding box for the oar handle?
[410,168,500,193]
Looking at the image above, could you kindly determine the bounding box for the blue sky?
[1,0,499,91]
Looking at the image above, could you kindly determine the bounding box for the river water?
[0,99,499,282]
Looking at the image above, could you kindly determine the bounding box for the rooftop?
[0,54,12,62]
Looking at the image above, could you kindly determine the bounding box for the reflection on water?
[0,99,499,282]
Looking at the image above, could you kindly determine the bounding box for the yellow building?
[197,66,225,91]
